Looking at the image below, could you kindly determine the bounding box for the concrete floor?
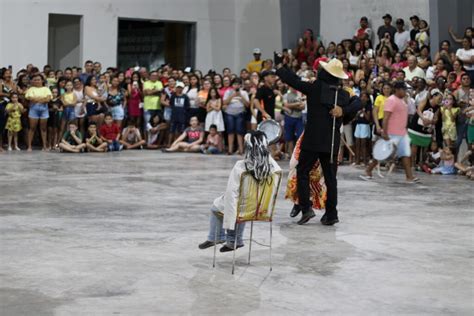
[0,151,473,315]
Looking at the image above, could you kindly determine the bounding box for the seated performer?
[198,130,281,252]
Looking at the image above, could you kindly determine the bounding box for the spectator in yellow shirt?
[246,48,263,73]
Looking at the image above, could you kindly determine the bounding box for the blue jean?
[29,103,49,119]
[108,140,121,151]
[284,115,304,142]
[224,112,245,135]
[207,208,245,246]
[62,106,76,122]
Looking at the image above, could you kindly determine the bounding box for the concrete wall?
[48,14,82,70]
[0,0,282,73]
[429,0,474,53]
[280,0,320,51]
[319,0,430,46]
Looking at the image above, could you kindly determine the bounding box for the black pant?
[297,150,338,217]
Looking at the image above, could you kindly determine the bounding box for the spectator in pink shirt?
[361,81,419,183]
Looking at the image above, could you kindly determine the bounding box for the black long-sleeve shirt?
[276,67,361,153]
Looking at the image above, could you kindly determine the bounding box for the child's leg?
[361,138,367,165]
[7,130,13,149]
[126,140,146,149]
[354,137,361,164]
[59,143,76,153]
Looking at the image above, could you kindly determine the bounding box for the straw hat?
[319,59,348,79]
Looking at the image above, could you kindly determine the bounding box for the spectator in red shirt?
[100,113,122,151]
[354,17,372,41]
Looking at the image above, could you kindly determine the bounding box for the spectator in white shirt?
[394,18,410,53]
[404,56,426,82]
[455,36,474,87]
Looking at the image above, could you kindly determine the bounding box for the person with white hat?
[247,48,263,73]
[275,56,361,226]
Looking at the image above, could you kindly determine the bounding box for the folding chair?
[212,171,282,274]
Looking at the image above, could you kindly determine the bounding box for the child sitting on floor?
[431,147,456,175]
[85,122,108,152]
[146,114,168,149]
[100,113,122,151]
[165,116,204,152]
[120,119,146,150]
[201,124,224,154]
[59,121,86,153]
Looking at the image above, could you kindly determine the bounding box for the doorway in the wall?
[117,19,195,71]
[48,14,82,70]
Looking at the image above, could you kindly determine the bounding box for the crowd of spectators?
[0,14,472,178]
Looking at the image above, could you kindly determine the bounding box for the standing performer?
[276,58,361,225]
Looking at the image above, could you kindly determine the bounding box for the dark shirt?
[170,93,190,123]
[255,85,276,122]
[410,28,419,41]
[277,67,361,153]
[356,100,373,124]
[377,25,397,41]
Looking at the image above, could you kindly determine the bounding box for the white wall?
[319,0,430,46]
[0,0,282,74]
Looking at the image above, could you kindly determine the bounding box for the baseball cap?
[396,18,404,25]
[253,48,261,55]
[382,14,392,20]
[176,81,185,89]
[430,88,442,96]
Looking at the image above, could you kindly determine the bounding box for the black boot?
[297,208,315,225]
[321,212,339,226]
[290,204,302,218]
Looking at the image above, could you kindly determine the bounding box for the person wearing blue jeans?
[198,131,281,252]
[205,206,246,248]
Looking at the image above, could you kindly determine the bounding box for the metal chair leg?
[213,215,218,268]
[269,220,273,272]
[232,223,238,275]
[248,221,254,265]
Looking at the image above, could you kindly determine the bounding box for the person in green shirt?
[59,121,86,153]
[143,70,164,126]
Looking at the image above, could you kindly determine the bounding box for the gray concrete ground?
[0,151,473,315]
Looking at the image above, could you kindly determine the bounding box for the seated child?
[165,116,204,152]
[59,121,86,153]
[421,141,441,173]
[146,114,168,149]
[85,122,108,152]
[201,124,223,154]
[431,147,456,175]
[198,131,281,252]
[120,119,146,150]
[100,113,122,151]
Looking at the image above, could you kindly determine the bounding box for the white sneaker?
[7,146,12,151]
[15,147,21,151]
